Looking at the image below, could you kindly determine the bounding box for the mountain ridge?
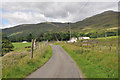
[3,10,119,37]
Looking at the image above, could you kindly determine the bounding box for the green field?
[54,36,118,78]
[2,42,52,78]
[12,42,31,52]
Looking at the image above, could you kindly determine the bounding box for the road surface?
[27,44,84,78]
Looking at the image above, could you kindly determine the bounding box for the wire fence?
[77,40,119,54]
[31,39,48,59]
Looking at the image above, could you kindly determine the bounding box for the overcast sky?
[0,1,119,29]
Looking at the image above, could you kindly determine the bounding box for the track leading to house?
[27,44,84,78]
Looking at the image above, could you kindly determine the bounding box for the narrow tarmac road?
[27,44,84,78]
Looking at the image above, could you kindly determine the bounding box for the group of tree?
[9,31,118,42]
[1,30,118,56]
[9,33,33,42]
[2,32,14,56]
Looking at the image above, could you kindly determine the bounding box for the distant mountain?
[3,22,68,37]
[3,10,119,37]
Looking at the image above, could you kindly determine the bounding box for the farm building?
[22,41,27,43]
[68,37,77,43]
[78,37,90,40]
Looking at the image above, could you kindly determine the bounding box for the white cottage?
[79,37,90,40]
[22,41,27,43]
[68,37,77,43]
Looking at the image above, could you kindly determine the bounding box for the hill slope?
[3,10,119,37]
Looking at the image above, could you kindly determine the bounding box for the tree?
[26,33,33,42]
[2,32,14,56]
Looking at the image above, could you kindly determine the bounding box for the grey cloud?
[1,2,118,28]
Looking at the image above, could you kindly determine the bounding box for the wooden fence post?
[46,40,48,46]
[81,44,83,51]
[105,45,106,52]
[96,41,99,51]
[47,40,48,46]
[40,43,41,54]
[31,39,34,59]
[101,45,102,52]
[34,39,36,49]
[94,44,95,51]
[110,45,111,52]
[38,42,39,54]
[91,45,92,50]
[87,41,88,51]
[41,42,42,54]
[116,45,118,53]
[82,43,84,53]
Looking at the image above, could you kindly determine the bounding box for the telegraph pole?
[68,22,71,40]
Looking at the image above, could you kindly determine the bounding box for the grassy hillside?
[3,23,67,37]
[71,11,118,32]
[2,10,119,37]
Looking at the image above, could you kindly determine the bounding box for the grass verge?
[2,43,52,79]
[54,36,118,78]
[62,44,118,78]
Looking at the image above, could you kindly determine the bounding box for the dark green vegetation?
[2,11,119,42]
[2,42,52,78]
[54,36,118,78]
[2,33,14,56]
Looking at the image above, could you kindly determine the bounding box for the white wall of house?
[67,37,90,43]
[68,37,77,43]
[22,41,27,43]
[79,37,90,40]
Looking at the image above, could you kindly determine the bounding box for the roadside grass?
[2,42,52,79]
[54,36,118,78]
[96,36,118,40]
